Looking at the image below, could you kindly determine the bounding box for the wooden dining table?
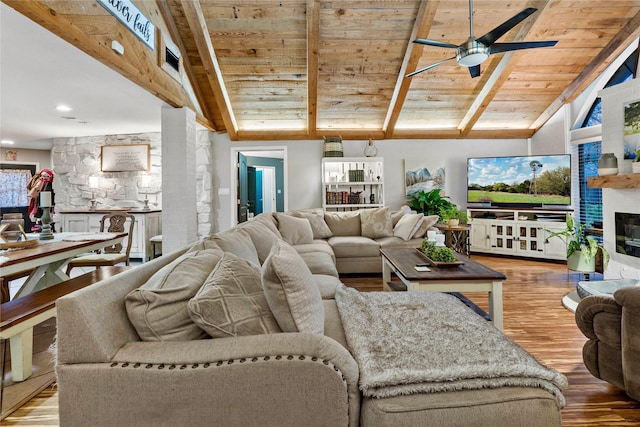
[0,232,127,301]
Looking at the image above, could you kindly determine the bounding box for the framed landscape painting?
[404,158,445,197]
[624,100,640,160]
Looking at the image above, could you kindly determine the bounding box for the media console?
[467,207,571,261]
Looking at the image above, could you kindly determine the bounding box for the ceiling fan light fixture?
[456,41,490,67]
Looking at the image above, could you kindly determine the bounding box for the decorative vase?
[567,250,595,273]
[632,162,640,174]
[447,219,460,226]
[597,153,618,176]
[364,139,378,157]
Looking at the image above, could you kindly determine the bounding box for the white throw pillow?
[394,213,424,241]
[261,240,324,334]
[411,214,440,239]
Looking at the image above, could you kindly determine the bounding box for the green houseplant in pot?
[438,204,468,226]
[548,213,610,273]
[407,189,454,216]
[632,148,640,174]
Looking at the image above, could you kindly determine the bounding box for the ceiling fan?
[407,0,557,78]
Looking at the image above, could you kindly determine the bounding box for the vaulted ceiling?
[4,0,640,142]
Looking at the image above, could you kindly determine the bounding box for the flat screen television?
[467,154,571,208]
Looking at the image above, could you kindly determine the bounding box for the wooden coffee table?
[380,247,506,330]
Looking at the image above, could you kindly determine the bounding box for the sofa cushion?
[324,211,361,236]
[125,248,224,341]
[328,236,381,258]
[293,240,336,263]
[391,205,412,227]
[377,236,424,249]
[261,240,324,334]
[235,220,282,264]
[360,207,393,239]
[314,274,341,299]
[207,230,260,267]
[298,252,339,277]
[393,213,424,241]
[276,213,314,245]
[187,252,281,338]
[411,214,439,239]
[293,208,333,239]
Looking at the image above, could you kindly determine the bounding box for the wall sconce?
[89,176,100,211]
[141,174,151,211]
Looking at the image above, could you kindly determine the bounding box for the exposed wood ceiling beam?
[156,0,215,130]
[531,8,640,131]
[180,0,238,139]
[459,0,551,136]
[307,0,320,139]
[3,0,191,110]
[383,0,439,139]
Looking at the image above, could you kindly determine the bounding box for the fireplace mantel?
[588,174,640,189]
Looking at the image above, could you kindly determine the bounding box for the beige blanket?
[335,285,568,406]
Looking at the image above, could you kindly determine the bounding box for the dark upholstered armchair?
[575,286,640,401]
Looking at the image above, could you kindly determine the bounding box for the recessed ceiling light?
[1,140,15,145]
[56,105,72,112]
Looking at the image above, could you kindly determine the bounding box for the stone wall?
[51,130,214,238]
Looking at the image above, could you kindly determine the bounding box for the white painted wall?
[599,78,640,279]
[210,132,530,232]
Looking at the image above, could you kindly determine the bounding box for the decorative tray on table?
[0,237,40,250]
[415,248,464,267]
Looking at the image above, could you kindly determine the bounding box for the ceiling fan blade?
[468,65,481,78]
[477,8,538,46]
[413,38,459,49]
[406,56,457,78]
[490,40,557,54]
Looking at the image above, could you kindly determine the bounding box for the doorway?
[231,147,287,225]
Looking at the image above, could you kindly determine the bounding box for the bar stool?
[150,235,162,258]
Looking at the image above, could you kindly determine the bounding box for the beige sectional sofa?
[55,207,566,426]
[254,207,439,274]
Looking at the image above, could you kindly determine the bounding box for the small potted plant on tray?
[548,213,610,273]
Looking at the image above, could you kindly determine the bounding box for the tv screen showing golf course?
[467,155,571,207]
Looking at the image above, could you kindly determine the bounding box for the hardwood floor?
[2,255,639,425]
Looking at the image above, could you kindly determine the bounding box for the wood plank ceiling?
[5,0,640,141]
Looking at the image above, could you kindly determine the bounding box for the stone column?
[161,107,198,253]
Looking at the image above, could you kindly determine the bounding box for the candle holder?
[39,206,54,240]
[143,192,150,211]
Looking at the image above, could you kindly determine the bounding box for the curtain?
[0,169,32,208]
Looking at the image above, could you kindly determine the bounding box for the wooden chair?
[65,212,135,275]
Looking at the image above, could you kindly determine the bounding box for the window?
[575,48,637,228]
[577,142,602,228]
[0,169,31,208]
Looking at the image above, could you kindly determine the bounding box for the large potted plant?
[548,214,610,272]
[407,189,454,216]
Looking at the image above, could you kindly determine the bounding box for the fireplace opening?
[615,212,640,259]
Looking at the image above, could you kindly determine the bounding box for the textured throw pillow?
[261,240,324,334]
[293,209,333,239]
[324,211,361,236]
[276,214,314,245]
[360,207,393,239]
[207,230,261,267]
[393,213,424,241]
[125,248,224,341]
[411,214,440,239]
[188,252,281,338]
[235,220,282,264]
